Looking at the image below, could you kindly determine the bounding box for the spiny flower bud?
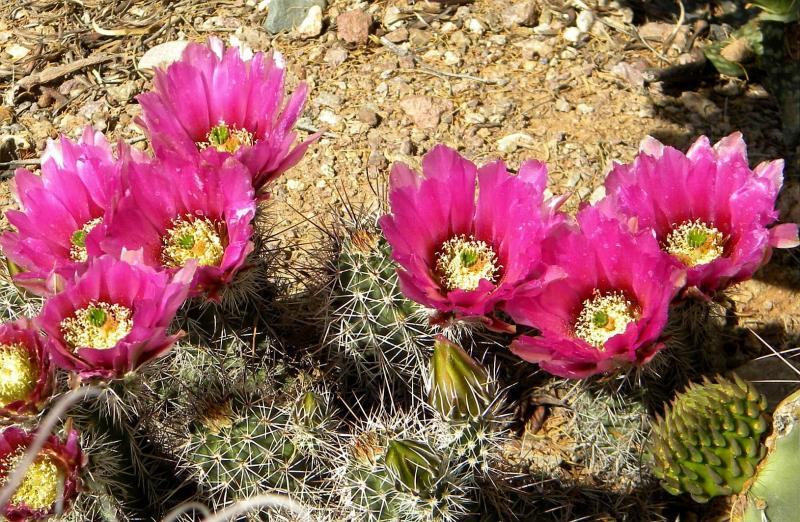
[428,336,493,420]
[646,374,769,503]
[384,439,442,495]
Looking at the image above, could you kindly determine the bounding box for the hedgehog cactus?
[329,220,433,395]
[647,374,769,503]
[181,390,338,512]
[340,414,473,522]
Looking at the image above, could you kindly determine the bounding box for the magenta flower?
[505,206,685,379]
[0,127,125,295]
[379,145,567,329]
[136,37,317,195]
[0,320,54,418]
[0,426,83,521]
[102,153,256,299]
[599,132,799,296]
[37,255,194,379]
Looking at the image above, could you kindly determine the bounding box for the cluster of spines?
[328,218,434,397]
[647,374,769,503]
[179,387,341,518]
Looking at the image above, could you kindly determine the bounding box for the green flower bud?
[428,336,493,420]
[384,439,441,494]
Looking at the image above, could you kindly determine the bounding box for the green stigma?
[592,310,609,328]
[176,234,196,249]
[70,230,87,249]
[208,123,230,147]
[686,229,708,249]
[87,307,107,328]
[459,249,479,268]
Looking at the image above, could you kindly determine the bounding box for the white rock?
[497,132,535,153]
[319,109,340,127]
[589,185,606,204]
[576,103,595,114]
[5,43,29,61]
[576,10,595,33]
[440,21,458,34]
[383,6,403,29]
[286,178,304,190]
[464,111,486,124]
[443,51,461,66]
[297,5,323,38]
[563,27,584,43]
[138,40,189,71]
[466,18,484,35]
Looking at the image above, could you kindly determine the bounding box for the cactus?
[327,217,434,397]
[730,387,800,521]
[179,388,340,516]
[338,411,473,522]
[0,257,41,321]
[646,374,769,503]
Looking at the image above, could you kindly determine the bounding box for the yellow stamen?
[574,290,639,349]
[0,343,38,407]
[198,121,255,153]
[60,301,133,350]
[69,217,103,262]
[2,450,64,510]
[435,235,500,292]
[161,216,225,269]
[664,219,725,267]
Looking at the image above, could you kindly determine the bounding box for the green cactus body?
[341,422,472,522]
[330,224,432,392]
[647,375,769,503]
[731,388,800,522]
[182,391,336,510]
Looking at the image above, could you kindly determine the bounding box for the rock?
[337,10,371,44]
[502,1,538,28]
[4,43,29,61]
[497,132,535,153]
[443,51,461,66]
[0,106,12,125]
[563,27,584,43]
[441,21,458,34]
[357,107,379,126]
[576,10,595,33]
[323,47,348,66]
[467,18,484,35]
[264,0,326,34]
[555,98,571,112]
[296,5,323,38]
[318,109,340,127]
[518,38,554,60]
[383,6,403,30]
[399,96,453,129]
[385,28,409,43]
[679,91,721,120]
[611,61,645,89]
[409,28,432,47]
[576,103,594,114]
[314,91,342,109]
[638,22,690,50]
[138,40,189,71]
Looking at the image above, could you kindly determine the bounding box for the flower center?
[69,217,103,262]
[0,344,38,407]
[574,290,639,349]
[60,301,133,350]
[664,219,725,267]
[199,121,255,153]
[161,216,225,269]
[2,450,64,510]
[435,235,500,292]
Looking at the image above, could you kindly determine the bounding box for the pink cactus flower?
[0,320,54,418]
[505,206,685,379]
[102,153,256,299]
[37,255,195,379]
[0,127,125,295]
[379,145,567,329]
[136,37,317,195]
[600,132,799,297]
[0,426,83,521]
